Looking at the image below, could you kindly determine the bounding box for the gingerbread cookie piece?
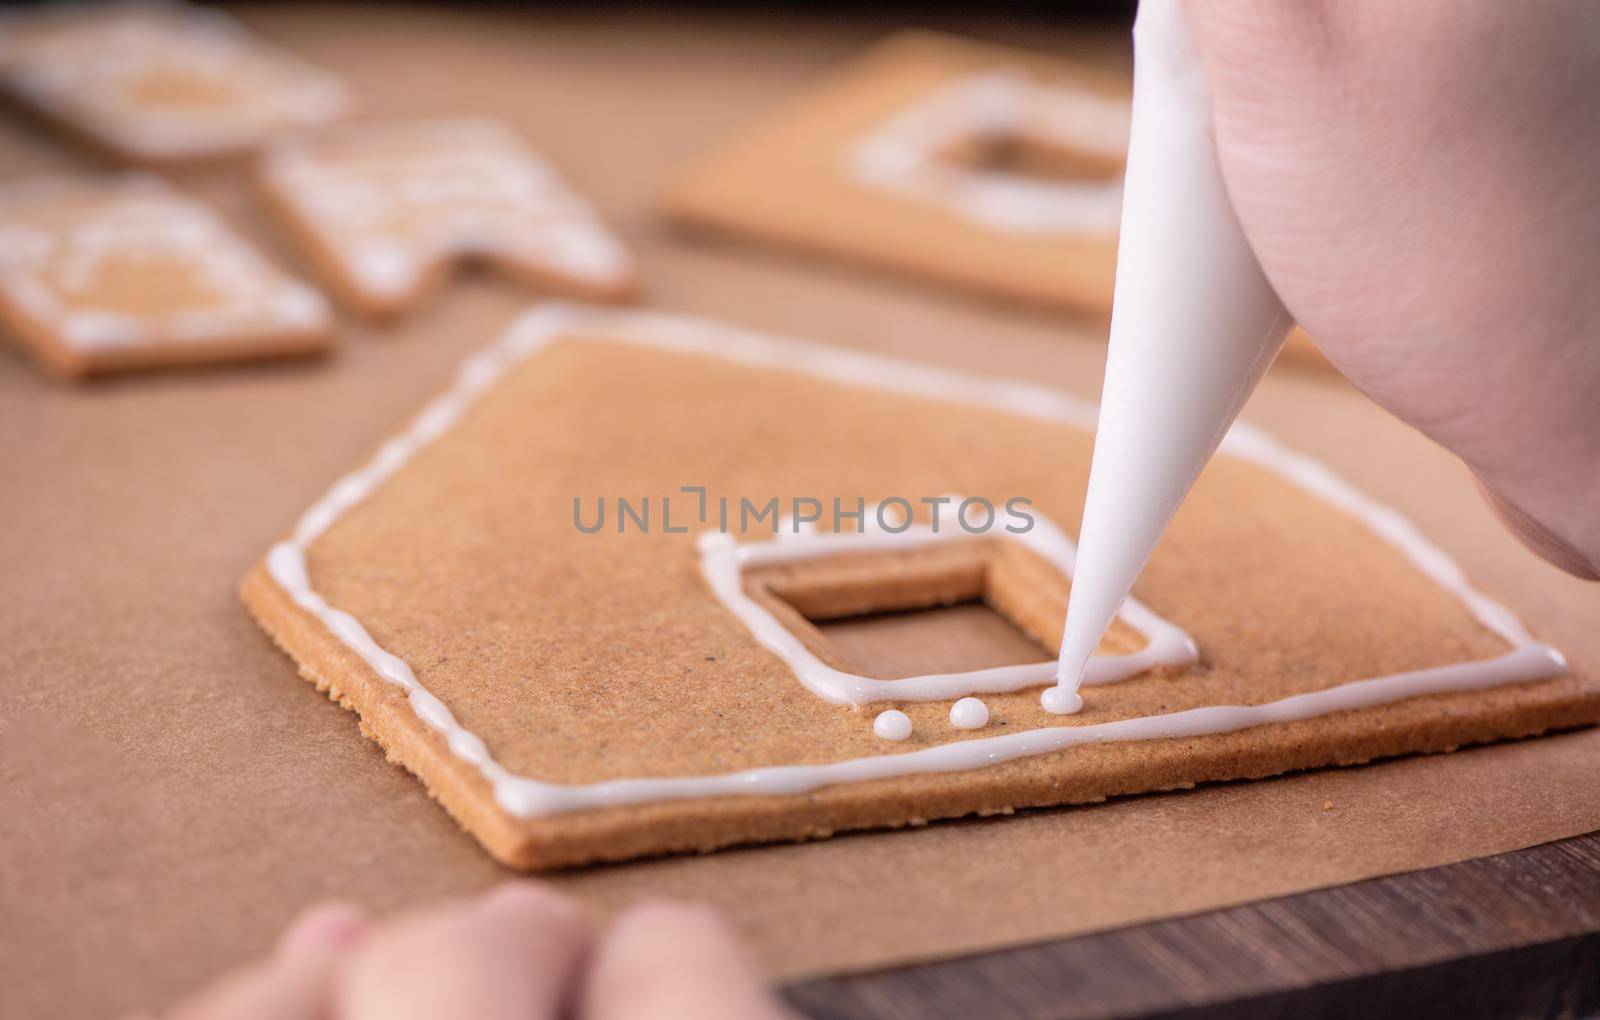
[259,118,637,318]
[663,31,1327,365]
[242,304,1597,869]
[664,32,1129,316]
[0,175,331,378]
[0,1,348,163]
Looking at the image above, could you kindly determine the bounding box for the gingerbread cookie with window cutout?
[0,1,348,164]
[258,118,637,319]
[241,302,1597,869]
[664,30,1323,366]
[0,175,331,379]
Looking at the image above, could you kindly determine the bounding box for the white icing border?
[847,70,1130,236]
[697,502,1198,705]
[264,303,1566,818]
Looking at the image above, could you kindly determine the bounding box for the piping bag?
[1044,0,1294,714]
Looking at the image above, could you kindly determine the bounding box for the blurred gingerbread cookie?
[0,0,349,163]
[664,30,1324,365]
[0,174,331,378]
[259,117,637,318]
[665,31,1130,317]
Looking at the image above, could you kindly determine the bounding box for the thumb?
[1183,0,1600,577]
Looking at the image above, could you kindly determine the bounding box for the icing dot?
[1040,685,1084,715]
[873,709,912,741]
[950,697,989,730]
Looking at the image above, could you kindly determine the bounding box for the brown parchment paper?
[1,6,1597,1019]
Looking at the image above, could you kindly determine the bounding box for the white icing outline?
[695,502,1197,706]
[0,0,349,160]
[259,117,634,298]
[847,70,1130,236]
[0,174,330,351]
[264,304,1566,818]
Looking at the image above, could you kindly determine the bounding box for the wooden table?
[788,832,1600,1018]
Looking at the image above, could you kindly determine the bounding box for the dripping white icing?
[1040,685,1083,715]
[873,710,913,741]
[264,303,1568,818]
[848,70,1130,235]
[950,697,989,730]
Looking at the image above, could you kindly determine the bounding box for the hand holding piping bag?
[1049,0,1600,713]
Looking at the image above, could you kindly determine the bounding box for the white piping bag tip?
[1053,0,1291,689]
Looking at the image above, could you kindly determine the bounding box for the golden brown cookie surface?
[242,305,1597,869]
[0,174,331,379]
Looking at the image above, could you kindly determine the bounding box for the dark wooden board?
[785,830,1600,1019]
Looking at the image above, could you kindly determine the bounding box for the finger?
[1475,474,1600,581]
[169,902,367,1020]
[581,900,798,1020]
[338,881,591,1020]
[278,901,368,957]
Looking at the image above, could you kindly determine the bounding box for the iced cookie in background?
[0,0,348,164]
[0,175,331,379]
[258,117,637,319]
[240,302,1596,870]
[663,30,1323,367]
[663,31,1126,315]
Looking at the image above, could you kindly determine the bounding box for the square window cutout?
[849,71,1129,236]
[937,127,1124,186]
[696,504,1197,707]
[816,601,1056,681]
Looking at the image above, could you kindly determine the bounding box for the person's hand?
[1184,0,1600,578]
[168,883,798,1020]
